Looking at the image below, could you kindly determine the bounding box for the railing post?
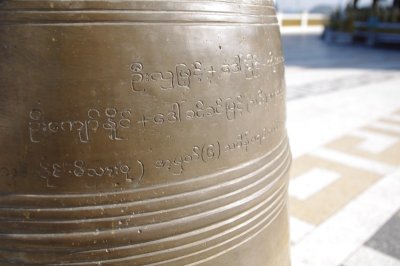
[301,11,309,29]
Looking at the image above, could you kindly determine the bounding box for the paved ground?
[283,34,400,266]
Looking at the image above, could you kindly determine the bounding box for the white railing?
[277,12,329,33]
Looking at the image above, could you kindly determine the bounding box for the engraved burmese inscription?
[38,159,144,188]
[224,126,280,153]
[130,53,284,92]
[155,142,221,175]
[138,88,284,127]
[28,89,284,143]
[155,125,282,175]
[29,108,132,143]
[0,167,18,178]
[21,50,285,187]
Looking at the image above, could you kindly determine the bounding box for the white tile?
[286,76,400,158]
[370,121,400,134]
[345,246,400,266]
[289,168,341,200]
[310,148,395,175]
[386,114,400,124]
[291,168,400,266]
[349,129,398,154]
[290,217,316,245]
[280,26,324,35]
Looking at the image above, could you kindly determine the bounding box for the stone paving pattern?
[283,35,400,266]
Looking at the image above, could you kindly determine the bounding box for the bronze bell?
[0,0,291,265]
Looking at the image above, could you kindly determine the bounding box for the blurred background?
[274,0,400,265]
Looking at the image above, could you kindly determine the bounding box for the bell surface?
[0,0,291,265]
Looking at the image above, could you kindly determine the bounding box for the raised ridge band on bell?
[0,138,290,264]
[0,186,288,265]
[0,0,277,24]
[0,142,290,235]
[0,183,287,264]
[0,0,275,10]
[0,138,290,234]
[68,194,287,265]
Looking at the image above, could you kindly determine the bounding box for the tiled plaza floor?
[283,35,400,266]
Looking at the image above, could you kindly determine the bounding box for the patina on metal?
[0,0,291,265]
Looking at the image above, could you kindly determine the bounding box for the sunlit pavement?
[283,34,400,266]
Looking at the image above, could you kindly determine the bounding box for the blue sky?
[275,0,343,11]
[276,0,393,11]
